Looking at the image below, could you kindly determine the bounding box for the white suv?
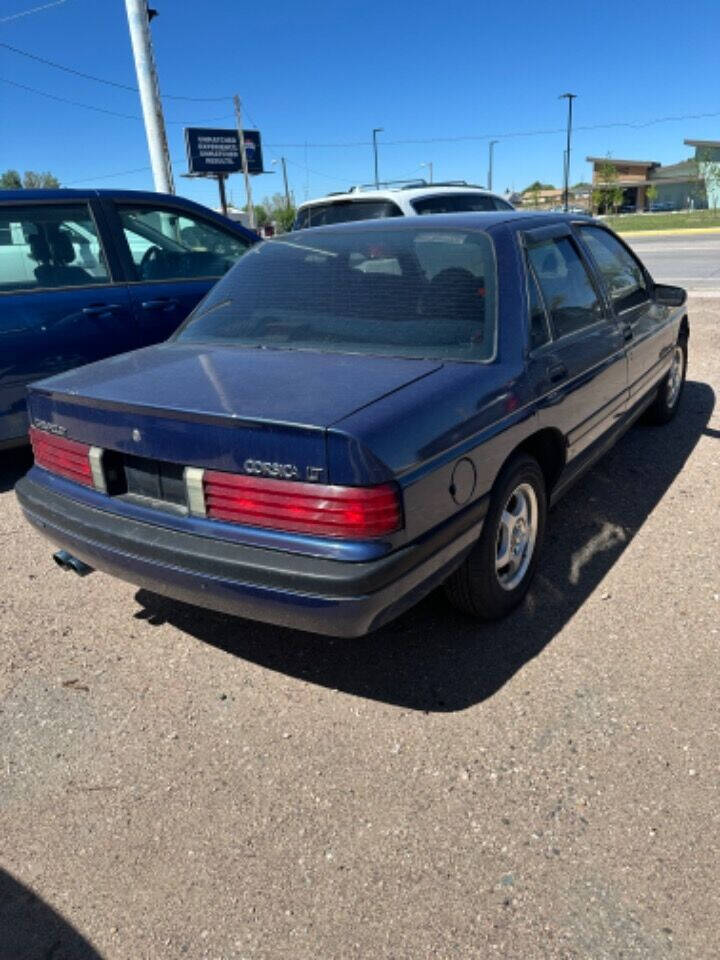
[293,180,513,229]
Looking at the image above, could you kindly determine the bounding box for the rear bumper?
[16,474,487,637]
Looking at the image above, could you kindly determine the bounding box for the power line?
[0,77,234,124]
[0,40,230,102]
[0,0,66,23]
[64,165,151,184]
[283,157,348,185]
[266,110,720,149]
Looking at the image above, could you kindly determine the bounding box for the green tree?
[254,204,269,229]
[1,169,60,189]
[592,161,623,214]
[697,147,720,211]
[0,170,22,189]
[258,192,296,233]
[645,184,658,211]
[22,170,60,188]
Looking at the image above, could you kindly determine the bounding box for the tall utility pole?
[274,157,291,207]
[488,140,498,191]
[372,128,383,188]
[560,92,577,212]
[420,161,433,183]
[124,0,174,193]
[234,95,255,230]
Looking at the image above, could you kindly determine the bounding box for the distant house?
[586,137,719,212]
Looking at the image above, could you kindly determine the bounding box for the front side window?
[577,225,649,312]
[526,235,603,339]
[118,206,250,282]
[411,193,497,215]
[175,227,497,362]
[294,200,403,230]
[0,204,109,293]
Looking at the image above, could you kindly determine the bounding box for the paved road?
[1,299,719,959]
[626,232,720,296]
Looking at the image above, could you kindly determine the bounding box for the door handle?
[622,324,633,342]
[82,303,121,316]
[141,298,179,311]
[548,363,568,384]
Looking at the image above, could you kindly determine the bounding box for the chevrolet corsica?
[15,213,688,637]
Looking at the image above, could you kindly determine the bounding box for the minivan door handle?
[82,303,121,317]
[141,298,179,311]
[548,363,568,384]
[622,324,633,342]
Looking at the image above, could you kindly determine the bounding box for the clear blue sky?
[1,0,719,210]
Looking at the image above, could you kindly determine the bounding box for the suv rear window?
[294,200,403,229]
[411,193,510,214]
[176,226,497,363]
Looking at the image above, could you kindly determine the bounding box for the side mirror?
[654,283,687,307]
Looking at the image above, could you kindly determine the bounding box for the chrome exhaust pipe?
[52,550,94,577]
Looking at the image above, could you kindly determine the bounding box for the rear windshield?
[294,200,403,230]
[175,227,497,363]
[411,193,511,214]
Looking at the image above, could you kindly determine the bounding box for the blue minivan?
[0,188,257,448]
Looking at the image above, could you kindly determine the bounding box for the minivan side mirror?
[654,283,687,307]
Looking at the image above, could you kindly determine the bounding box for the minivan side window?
[0,204,110,293]
[118,206,250,282]
[526,235,603,339]
[578,225,649,313]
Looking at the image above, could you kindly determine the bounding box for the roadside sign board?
[184,128,264,176]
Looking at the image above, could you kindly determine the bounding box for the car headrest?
[47,228,76,265]
[29,231,51,263]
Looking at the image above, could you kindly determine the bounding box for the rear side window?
[527,268,551,349]
[526,235,603,339]
[577,225,649,312]
[118,205,250,282]
[294,200,403,229]
[411,193,496,214]
[0,204,110,293]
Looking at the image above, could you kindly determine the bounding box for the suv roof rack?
[345,179,490,194]
[348,179,428,193]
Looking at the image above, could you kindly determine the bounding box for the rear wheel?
[648,336,687,424]
[445,454,546,620]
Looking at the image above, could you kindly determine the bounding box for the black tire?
[647,334,687,424]
[444,453,546,620]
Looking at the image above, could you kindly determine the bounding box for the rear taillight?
[30,427,94,487]
[203,471,403,539]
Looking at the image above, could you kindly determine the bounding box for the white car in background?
[293,180,514,229]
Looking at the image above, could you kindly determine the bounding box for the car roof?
[0,187,202,204]
[297,184,503,210]
[286,210,594,236]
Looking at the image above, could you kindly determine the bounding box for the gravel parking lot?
[1,297,718,959]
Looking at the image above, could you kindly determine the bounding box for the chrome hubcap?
[666,345,684,407]
[495,483,538,591]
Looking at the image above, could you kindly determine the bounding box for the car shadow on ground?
[0,867,102,960]
[0,445,32,494]
[139,380,710,711]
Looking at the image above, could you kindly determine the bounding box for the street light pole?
[420,161,433,183]
[372,128,383,188]
[559,92,577,212]
[488,140,498,191]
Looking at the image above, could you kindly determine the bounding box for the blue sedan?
[0,188,257,449]
[15,212,688,636]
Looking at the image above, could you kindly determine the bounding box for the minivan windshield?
[174,227,497,363]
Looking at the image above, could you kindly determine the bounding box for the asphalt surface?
[1,299,719,959]
[626,231,720,296]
